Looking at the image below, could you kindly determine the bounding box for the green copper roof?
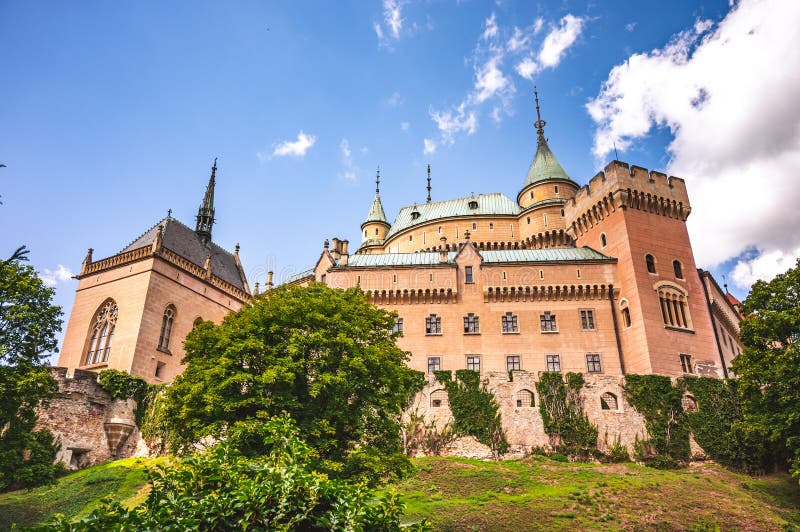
[337,247,613,268]
[385,193,521,240]
[523,138,574,188]
[363,194,388,226]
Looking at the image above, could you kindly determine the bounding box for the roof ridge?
[119,216,170,253]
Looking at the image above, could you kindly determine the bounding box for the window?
[601,392,618,410]
[158,305,176,352]
[682,394,698,412]
[543,214,548,227]
[411,210,420,220]
[472,222,477,230]
[321,274,327,283]
[425,314,442,334]
[409,234,413,241]
[680,353,694,374]
[580,309,596,331]
[438,226,442,234]
[428,356,441,373]
[392,274,397,283]
[516,389,534,408]
[375,228,379,235]
[540,311,557,332]
[527,216,531,224]
[530,191,534,199]
[430,389,448,408]
[545,354,561,372]
[673,259,683,279]
[429,273,433,282]
[621,307,632,328]
[489,222,494,230]
[645,254,656,274]
[364,229,367,237]
[586,353,602,373]
[465,266,474,283]
[155,361,166,379]
[502,271,507,280]
[539,270,544,280]
[392,317,404,335]
[657,283,691,329]
[84,299,118,365]
[554,185,559,194]
[506,355,521,371]
[466,355,481,372]
[600,233,607,247]
[192,317,203,330]
[469,200,478,209]
[561,208,565,217]
[501,312,519,333]
[463,313,480,334]
[577,269,582,279]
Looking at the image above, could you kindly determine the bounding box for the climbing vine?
[436,370,508,459]
[535,372,598,457]
[97,369,149,426]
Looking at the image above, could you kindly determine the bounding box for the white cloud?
[489,106,502,123]
[375,0,405,47]
[340,170,357,182]
[423,138,437,154]
[539,14,585,68]
[482,12,498,41]
[338,137,359,182]
[41,265,74,287]
[625,22,637,32]
[401,121,410,131]
[587,0,800,289]
[515,56,539,80]
[272,131,316,157]
[430,102,478,143]
[533,17,544,34]
[386,91,403,106]
[507,26,529,52]
[471,54,513,104]
[339,138,351,159]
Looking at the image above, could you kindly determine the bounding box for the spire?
[522,89,574,189]
[534,86,547,145]
[196,158,217,245]
[362,166,389,227]
[426,164,431,203]
[376,166,381,195]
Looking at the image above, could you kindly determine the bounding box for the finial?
[167,208,172,218]
[324,239,329,250]
[376,166,381,195]
[235,243,240,253]
[254,281,260,295]
[534,86,547,145]
[723,274,728,294]
[426,164,431,203]
[464,229,471,241]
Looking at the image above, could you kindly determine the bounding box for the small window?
[429,273,433,282]
[501,312,518,333]
[465,266,473,283]
[540,312,557,332]
[646,254,656,274]
[527,216,531,225]
[680,353,693,374]
[560,208,565,217]
[411,210,421,220]
[502,271,507,280]
[507,355,521,371]
[409,234,413,241]
[321,274,327,284]
[530,191,534,199]
[425,314,442,335]
[621,307,632,328]
[580,309,595,331]
[466,355,481,372]
[539,270,544,280]
[673,260,683,279]
[554,185,559,194]
[463,313,480,334]
[545,354,561,372]
[430,389,448,408]
[428,356,441,373]
[392,274,397,283]
[364,230,367,237]
[472,222,477,230]
[489,222,494,230]
[438,226,442,234]
[392,317,404,335]
[515,389,534,408]
[468,200,478,209]
[158,305,176,352]
[155,361,166,379]
[357,275,361,284]
[600,233,607,247]
[577,269,582,279]
[375,228,379,235]
[601,392,618,410]
[543,214,548,227]
[586,353,602,373]
[682,394,698,412]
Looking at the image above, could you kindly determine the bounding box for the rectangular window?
[540,311,557,332]
[580,309,596,331]
[155,361,166,379]
[392,317,403,335]
[321,274,327,284]
[680,353,693,374]
[546,354,561,372]
[463,313,480,334]
[506,355,521,371]
[425,314,441,335]
[501,312,519,333]
[428,356,441,373]
[465,266,473,283]
[586,353,602,373]
[466,355,481,372]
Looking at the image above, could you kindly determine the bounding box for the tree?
[0,259,63,491]
[732,259,800,481]
[162,283,421,484]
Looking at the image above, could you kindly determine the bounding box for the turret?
[195,158,217,245]
[359,167,390,253]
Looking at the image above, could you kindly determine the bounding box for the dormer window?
[411,210,421,220]
[468,200,478,209]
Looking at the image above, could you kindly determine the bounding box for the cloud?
[507,26,529,52]
[471,54,514,104]
[515,56,539,80]
[625,22,637,32]
[386,91,403,106]
[401,121,410,131]
[482,12,498,41]
[538,14,585,68]
[339,138,351,159]
[41,265,74,287]
[489,106,502,123]
[533,17,544,34]
[338,138,360,182]
[375,0,405,47]
[272,131,316,157]
[423,138,437,154]
[587,0,800,288]
[430,102,478,143]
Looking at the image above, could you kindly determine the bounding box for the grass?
[0,457,164,530]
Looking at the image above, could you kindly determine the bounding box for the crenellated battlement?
[564,161,691,239]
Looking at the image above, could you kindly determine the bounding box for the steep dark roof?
[122,216,246,291]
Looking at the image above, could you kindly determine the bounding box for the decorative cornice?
[484,283,614,303]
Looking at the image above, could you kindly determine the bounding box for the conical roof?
[523,137,574,187]
[363,194,388,226]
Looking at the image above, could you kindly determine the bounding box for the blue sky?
[3,0,799,354]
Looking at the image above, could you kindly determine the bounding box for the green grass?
[0,457,164,529]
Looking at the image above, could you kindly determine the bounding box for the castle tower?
[517,89,579,249]
[57,161,250,383]
[564,161,721,376]
[358,168,391,254]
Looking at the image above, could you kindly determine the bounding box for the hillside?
[1,456,798,530]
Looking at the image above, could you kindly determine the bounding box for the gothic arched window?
[656,282,692,330]
[158,305,176,352]
[85,299,118,365]
[645,254,656,274]
[673,259,683,279]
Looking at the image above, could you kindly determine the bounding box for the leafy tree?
[37,415,431,531]
[0,259,63,491]
[162,283,420,484]
[732,259,800,481]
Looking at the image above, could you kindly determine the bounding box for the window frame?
[464,265,474,284]
[540,311,558,333]
[579,309,596,331]
[501,312,519,333]
[680,353,694,374]
[545,354,561,372]
[427,356,441,373]
[466,355,481,372]
[506,355,521,372]
[585,353,602,373]
[425,314,442,335]
[645,254,657,274]
[463,313,480,334]
[157,304,176,353]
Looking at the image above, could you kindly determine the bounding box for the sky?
[2,0,799,356]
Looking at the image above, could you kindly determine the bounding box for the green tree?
[0,259,63,491]
[162,283,420,484]
[732,259,800,481]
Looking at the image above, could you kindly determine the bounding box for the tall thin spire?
[426,164,431,203]
[376,166,381,195]
[534,86,547,145]
[195,158,217,245]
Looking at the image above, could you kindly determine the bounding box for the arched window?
[645,254,656,274]
[600,233,607,247]
[158,305,176,352]
[85,299,118,365]
[430,389,449,408]
[192,317,203,330]
[619,299,632,328]
[656,282,692,330]
[515,389,534,408]
[601,392,618,411]
[673,260,683,279]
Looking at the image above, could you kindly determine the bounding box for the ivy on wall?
[97,369,149,426]
[535,372,598,456]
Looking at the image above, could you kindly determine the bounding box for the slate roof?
[337,247,613,268]
[523,138,575,188]
[282,268,315,285]
[385,193,521,240]
[363,194,389,226]
[121,216,246,291]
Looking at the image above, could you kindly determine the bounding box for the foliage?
[36,415,431,531]
[161,283,421,485]
[605,435,630,463]
[535,372,598,457]
[97,369,149,426]
[0,260,63,492]
[439,370,508,459]
[732,259,800,483]
[137,384,170,454]
[623,374,690,464]
[402,408,454,457]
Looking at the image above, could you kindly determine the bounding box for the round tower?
[359,168,391,254]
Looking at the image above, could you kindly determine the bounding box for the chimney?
[267,271,274,289]
[253,282,260,295]
[340,240,349,265]
[439,236,448,263]
[331,237,341,260]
